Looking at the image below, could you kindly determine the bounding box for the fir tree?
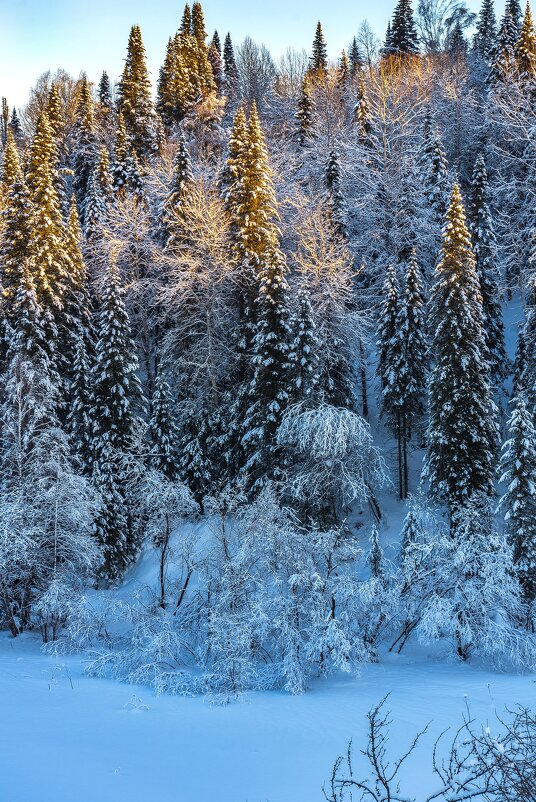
[349,37,364,77]
[338,50,350,90]
[72,75,98,214]
[515,1,536,79]
[448,20,468,54]
[1,128,20,192]
[98,71,113,110]
[212,30,222,55]
[91,255,143,465]
[309,22,328,75]
[45,82,65,150]
[111,112,144,199]
[498,393,536,601]
[383,21,394,54]
[508,0,524,31]
[159,129,193,247]
[289,289,321,405]
[519,277,536,408]
[84,163,108,240]
[67,334,93,472]
[92,440,131,582]
[241,248,293,492]
[117,25,156,157]
[325,149,347,237]
[474,0,498,62]
[180,3,192,36]
[296,76,314,146]
[492,9,519,79]
[0,172,31,339]
[192,2,207,45]
[223,33,239,96]
[425,130,450,225]
[424,184,498,521]
[220,105,247,207]
[469,153,508,388]
[389,0,420,54]
[353,74,373,145]
[9,108,23,144]
[149,372,180,480]
[208,40,224,93]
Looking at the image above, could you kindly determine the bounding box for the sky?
[1,0,486,109]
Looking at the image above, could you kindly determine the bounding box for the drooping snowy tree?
[424,183,498,522]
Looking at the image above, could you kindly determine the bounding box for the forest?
[1,0,536,755]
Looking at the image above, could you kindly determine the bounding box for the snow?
[1,632,534,802]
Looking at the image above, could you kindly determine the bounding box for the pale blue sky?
[1,0,487,108]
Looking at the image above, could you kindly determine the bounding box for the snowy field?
[1,632,533,802]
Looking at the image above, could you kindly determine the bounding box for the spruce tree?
[45,82,65,153]
[223,33,239,96]
[425,130,450,225]
[515,1,536,79]
[208,40,224,93]
[9,108,23,144]
[192,2,207,45]
[469,153,508,389]
[72,75,98,214]
[92,439,131,582]
[149,372,180,480]
[1,128,20,192]
[508,0,523,31]
[325,149,347,237]
[111,112,144,199]
[349,37,364,77]
[180,3,192,36]
[117,25,156,157]
[289,289,321,405]
[353,74,373,145]
[389,0,420,54]
[383,21,394,54]
[91,256,143,465]
[212,30,222,54]
[67,334,93,473]
[498,393,536,601]
[241,248,293,492]
[519,277,536,408]
[475,0,498,61]
[0,172,31,340]
[159,129,193,247]
[98,71,113,110]
[309,22,328,75]
[84,163,108,240]
[492,9,519,79]
[338,50,350,90]
[424,184,498,520]
[296,76,314,146]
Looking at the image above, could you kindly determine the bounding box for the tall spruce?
[389,0,420,54]
[424,183,498,520]
[117,25,156,157]
[149,372,180,480]
[475,0,498,61]
[515,1,536,79]
[296,76,315,146]
[469,153,508,389]
[309,22,328,75]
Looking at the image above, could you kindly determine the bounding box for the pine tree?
[223,33,239,97]
[475,0,498,61]
[309,22,328,75]
[117,25,156,157]
[149,372,180,480]
[498,393,536,601]
[289,289,321,405]
[424,183,498,520]
[389,0,420,54]
[469,153,508,389]
[65,197,92,349]
[241,248,293,492]
[296,76,314,146]
[325,149,347,237]
[515,1,536,79]
[159,129,193,246]
[1,128,20,192]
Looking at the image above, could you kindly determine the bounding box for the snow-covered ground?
[1,632,533,802]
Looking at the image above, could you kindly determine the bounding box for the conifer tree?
[208,40,224,93]
[309,22,328,75]
[65,197,93,349]
[1,128,20,192]
[25,112,70,369]
[45,83,65,153]
[98,71,113,110]
[498,393,536,601]
[469,154,508,388]
[289,289,321,405]
[448,20,468,54]
[424,184,498,520]
[353,74,373,144]
[515,1,536,79]
[212,30,222,54]
[92,440,131,582]
[338,51,349,90]
[492,9,519,79]
[159,130,193,247]
[72,75,98,213]
[425,130,450,224]
[91,256,143,466]
[325,149,347,237]
[220,105,247,206]
[296,76,314,146]
[111,112,144,199]
[67,334,93,472]
[241,248,293,492]
[180,3,192,36]
[149,372,180,480]
[377,264,406,498]
[192,2,207,45]
[349,37,364,77]
[383,21,393,54]
[389,0,420,54]
[117,25,156,157]
[9,108,23,144]
[0,172,31,339]
[474,0,498,61]
[223,33,239,96]
[84,164,108,240]
[508,0,523,31]
[518,277,536,408]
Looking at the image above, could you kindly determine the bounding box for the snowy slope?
[1,632,534,802]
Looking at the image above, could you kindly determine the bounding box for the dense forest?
[1,0,536,696]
